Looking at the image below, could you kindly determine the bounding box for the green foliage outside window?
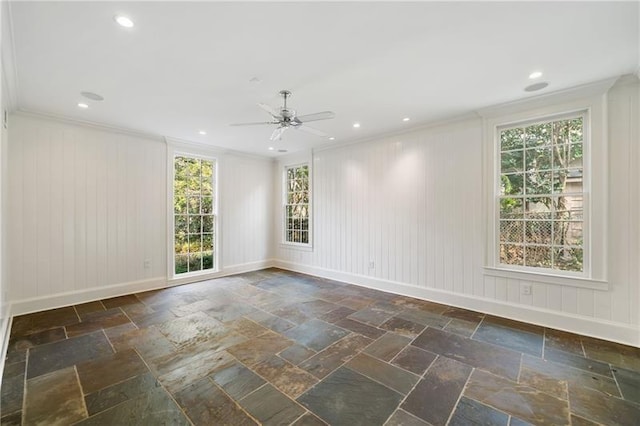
[174,156,215,275]
[499,117,584,272]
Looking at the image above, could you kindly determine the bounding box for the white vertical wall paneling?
[274,79,639,346]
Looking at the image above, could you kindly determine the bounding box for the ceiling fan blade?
[230,121,279,127]
[295,111,335,123]
[295,125,328,137]
[258,103,282,119]
[270,126,287,141]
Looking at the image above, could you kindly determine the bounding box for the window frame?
[480,81,612,290]
[169,150,219,279]
[494,111,589,278]
[282,162,312,249]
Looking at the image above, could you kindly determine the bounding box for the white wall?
[6,114,273,314]
[274,77,640,346]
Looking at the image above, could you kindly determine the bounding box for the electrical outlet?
[521,284,532,296]
[143,259,151,269]
[368,261,375,269]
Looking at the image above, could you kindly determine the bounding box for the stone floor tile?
[396,308,451,329]
[337,295,376,311]
[544,328,585,355]
[412,327,521,381]
[0,368,24,416]
[206,302,256,323]
[227,332,293,366]
[0,411,21,426]
[10,307,78,337]
[155,348,236,393]
[473,318,543,357]
[319,306,356,324]
[74,386,190,425]
[65,307,131,338]
[298,367,402,426]
[465,369,570,425]
[101,294,141,309]
[334,317,385,339]
[581,336,640,372]
[520,354,619,398]
[210,362,266,400]
[544,347,612,378]
[23,366,87,425]
[612,366,640,404]
[364,332,411,362]
[570,414,601,426]
[443,317,480,338]
[569,385,640,426]
[27,330,114,379]
[284,318,349,351]
[348,307,396,327]
[84,372,159,416]
[240,384,305,426]
[391,345,437,375]
[384,409,430,426]
[449,397,509,426]
[401,356,472,425]
[246,310,297,333]
[299,333,372,379]
[279,344,317,365]
[174,377,257,426]
[271,305,312,324]
[252,355,319,398]
[291,412,327,425]
[76,348,148,394]
[442,307,485,322]
[380,316,426,337]
[346,353,419,395]
[227,317,271,338]
[74,301,106,317]
[156,311,227,348]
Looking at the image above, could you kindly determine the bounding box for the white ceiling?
[6,1,639,156]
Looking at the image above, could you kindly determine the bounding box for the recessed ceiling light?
[81,91,104,101]
[198,130,207,135]
[402,117,410,122]
[524,82,549,92]
[77,103,89,109]
[114,15,134,28]
[529,71,543,80]
[278,149,288,153]
[268,147,274,150]
[353,123,360,128]
[328,137,335,141]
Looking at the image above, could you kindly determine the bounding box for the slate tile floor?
[2,268,640,426]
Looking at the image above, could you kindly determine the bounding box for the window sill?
[169,269,221,286]
[483,267,609,291]
[280,243,314,252]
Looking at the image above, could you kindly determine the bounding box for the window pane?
[175,255,188,275]
[284,164,311,244]
[500,244,524,265]
[499,198,523,219]
[202,215,214,233]
[500,220,523,243]
[202,233,214,251]
[553,221,582,246]
[525,123,552,148]
[175,215,188,235]
[201,196,213,214]
[188,215,201,234]
[525,245,552,268]
[175,234,187,254]
[525,197,552,219]
[500,174,523,196]
[554,247,583,271]
[501,150,523,174]
[525,147,552,172]
[525,221,552,245]
[500,128,524,151]
[202,251,214,270]
[525,171,552,195]
[188,234,202,253]
[188,253,202,272]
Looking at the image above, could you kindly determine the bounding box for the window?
[284,164,310,245]
[173,155,217,275]
[498,114,585,273]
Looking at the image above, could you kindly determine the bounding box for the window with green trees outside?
[173,155,216,275]
[498,114,585,273]
[284,164,310,245]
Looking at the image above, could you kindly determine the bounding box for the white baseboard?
[273,260,640,348]
[10,259,277,317]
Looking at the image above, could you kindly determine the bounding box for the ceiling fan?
[230,90,335,141]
